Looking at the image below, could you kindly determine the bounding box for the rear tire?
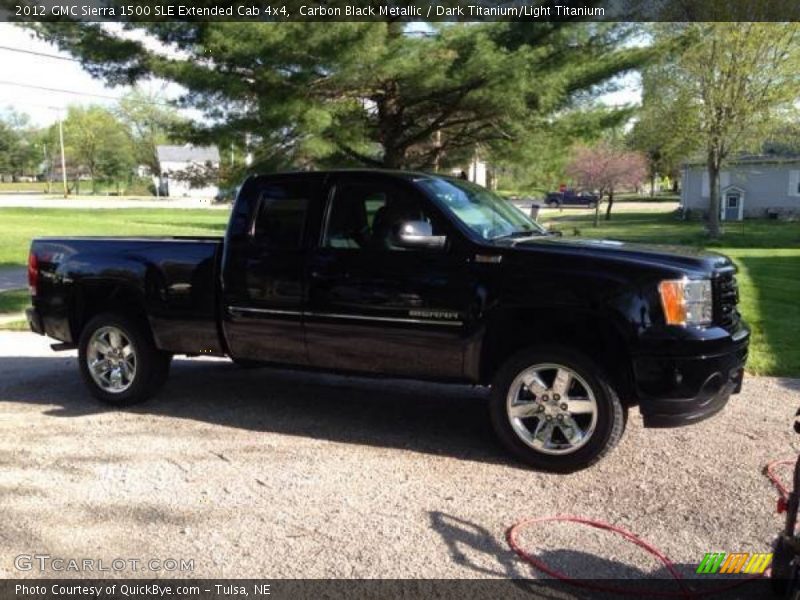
[490,346,625,472]
[78,312,171,406]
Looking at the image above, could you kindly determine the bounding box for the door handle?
[310,270,350,280]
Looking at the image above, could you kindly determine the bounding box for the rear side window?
[250,181,310,249]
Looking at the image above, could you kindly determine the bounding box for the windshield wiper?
[491,230,545,241]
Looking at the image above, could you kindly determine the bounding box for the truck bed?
[29,236,225,355]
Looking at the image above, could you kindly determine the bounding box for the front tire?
[78,312,171,406]
[490,347,625,472]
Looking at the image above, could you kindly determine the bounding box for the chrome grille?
[714,270,740,331]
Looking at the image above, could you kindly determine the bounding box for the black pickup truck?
[26,170,749,472]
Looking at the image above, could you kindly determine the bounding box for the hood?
[508,236,733,274]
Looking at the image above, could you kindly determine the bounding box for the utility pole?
[58,115,68,198]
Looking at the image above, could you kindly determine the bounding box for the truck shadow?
[0,355,519,467]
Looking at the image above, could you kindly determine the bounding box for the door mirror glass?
[395,220,447,249]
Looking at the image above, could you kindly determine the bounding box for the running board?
[50,342,76,352]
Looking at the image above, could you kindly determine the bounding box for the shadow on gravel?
[430,511,524,578]
[0,356,520,467]
[427,511,768,599]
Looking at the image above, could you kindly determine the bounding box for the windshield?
[417,178,546,241]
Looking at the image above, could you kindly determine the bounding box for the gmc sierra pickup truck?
[26,170,749,472]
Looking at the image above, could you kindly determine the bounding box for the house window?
[789,170,800,197]
[727,195,739,209]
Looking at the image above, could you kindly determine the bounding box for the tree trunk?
[605,189,614,220]
[707,151,722,238]
[593,195,601,227]
[382,146,406,169]
[650,172,656,198]
[376,79,408,169]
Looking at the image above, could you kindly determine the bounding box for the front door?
[304,174,472,379]
[221,175,321,364]
[724,193,741,221]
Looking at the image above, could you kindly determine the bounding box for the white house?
[156,145,221,199]
[681,155,800,220]
[450,156,488,187]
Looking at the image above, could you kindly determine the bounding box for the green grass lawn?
[0,289,29,314]
[0,208,229,268]
[539,206,800,377]
[0,290,30,331]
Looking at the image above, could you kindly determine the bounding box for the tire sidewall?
[78,313,164,406]
[490,347,623,472]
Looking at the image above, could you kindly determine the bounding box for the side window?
[323,180,436,251]
[250,181,310,249]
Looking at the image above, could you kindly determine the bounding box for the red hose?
[505,458,796,598]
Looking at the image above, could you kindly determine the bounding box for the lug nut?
[553,394,560,401]
[545,415,553,421]
[560,403,568,411]
[537,404,545,412]
[541,395,549,401]
[556,414,564,421]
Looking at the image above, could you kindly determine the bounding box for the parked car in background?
[546,189,599,208]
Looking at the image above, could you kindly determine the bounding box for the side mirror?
[395,220,447,249]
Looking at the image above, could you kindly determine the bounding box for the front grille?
[714,269,740,331]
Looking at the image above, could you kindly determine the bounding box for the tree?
[60,105,135,190]
[627,67,700,196]
[565,143,647,223]
[116,88,184,176]
[27,20,647,172]
[651,23,800,237]
[0,109,41,181]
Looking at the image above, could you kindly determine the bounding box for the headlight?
[658,279,713,326]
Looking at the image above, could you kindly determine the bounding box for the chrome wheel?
[506,363,598,455]
[86,326,137,394]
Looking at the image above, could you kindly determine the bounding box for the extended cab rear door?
[221,174,324,364]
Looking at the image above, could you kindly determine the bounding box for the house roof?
[156,145,220,164]
[684,154,800,167]
[721,184,745,193]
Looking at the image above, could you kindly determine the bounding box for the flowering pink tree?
[565,143,648,223]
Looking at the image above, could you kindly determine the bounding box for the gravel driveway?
[1,331,798,583]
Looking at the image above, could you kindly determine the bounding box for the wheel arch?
[70,280,149,343]
[476,308,637,405]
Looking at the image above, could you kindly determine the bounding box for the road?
[0,267,25,293]
[0,331,798,583]
[0,194,230,210]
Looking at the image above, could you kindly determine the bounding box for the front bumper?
[634,325,749,428]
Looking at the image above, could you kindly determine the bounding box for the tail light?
[28,251,39,296]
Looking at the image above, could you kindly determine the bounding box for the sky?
[0,22,642,128]
[0,23,183,125]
